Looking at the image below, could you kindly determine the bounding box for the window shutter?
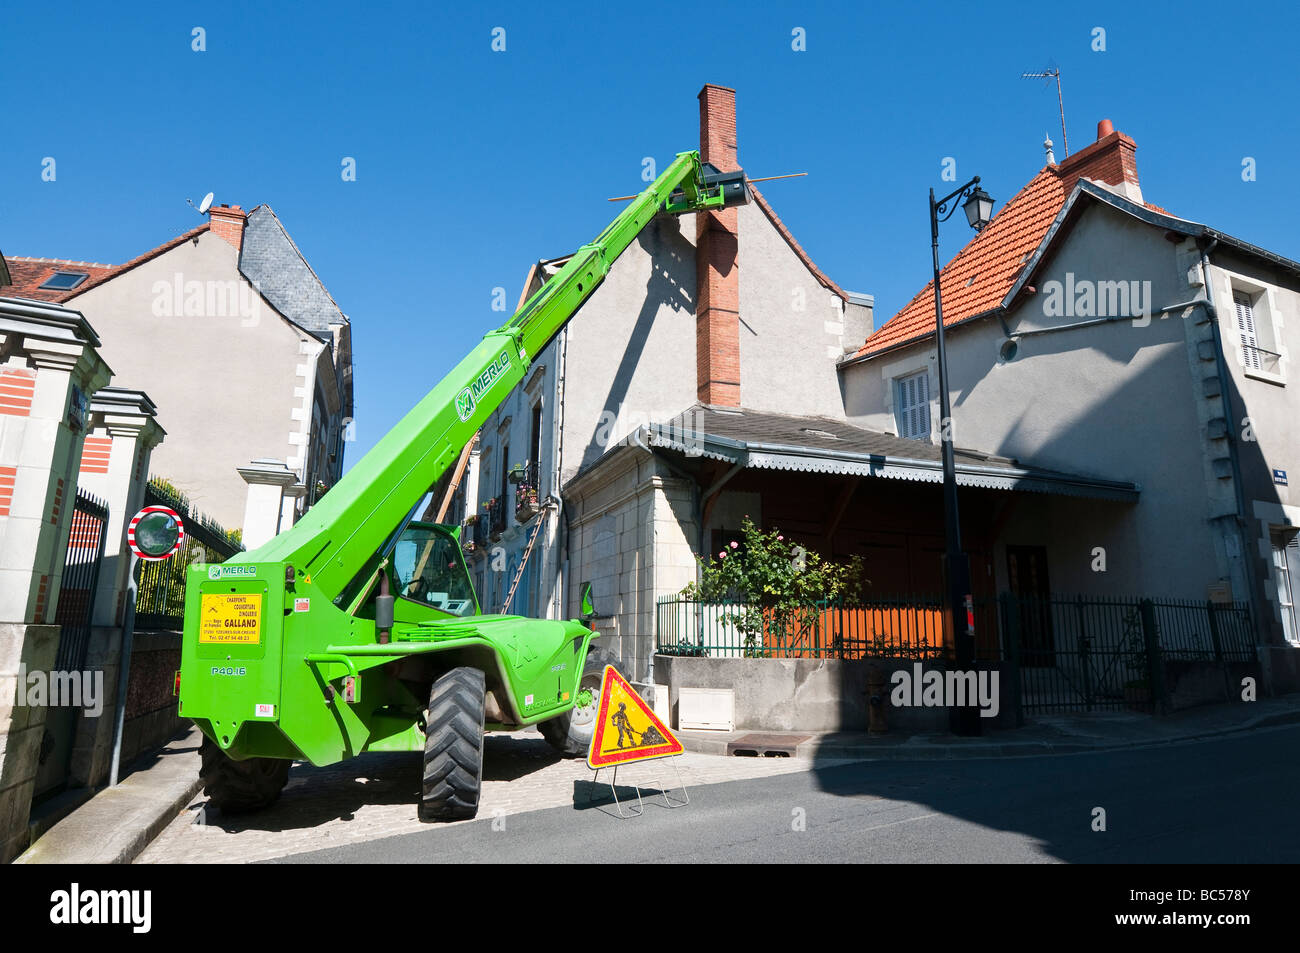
[1235,292,1260,369]
[895,372,930,440]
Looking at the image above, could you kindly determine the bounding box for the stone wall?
[655,655,1017,733]
[0,624,60,863]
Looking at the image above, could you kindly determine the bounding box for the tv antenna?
[186,191,214,215]
[1021,67,1068,159]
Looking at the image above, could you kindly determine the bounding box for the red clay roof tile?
[4,223,210,305]
[856,129,1147,359]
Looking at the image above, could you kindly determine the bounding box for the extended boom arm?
[245,151,747,603]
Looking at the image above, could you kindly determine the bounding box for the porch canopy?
[641,405,1139,503]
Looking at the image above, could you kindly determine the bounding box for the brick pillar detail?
[695,84,741,408]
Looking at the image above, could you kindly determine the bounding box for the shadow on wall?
[579,221,693,473]
[961,318,1285,641]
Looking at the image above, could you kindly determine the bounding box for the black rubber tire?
[419,667,485,822]
[537,649,615,758]
[199,735,290,814]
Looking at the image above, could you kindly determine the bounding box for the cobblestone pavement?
[137,730,829,863]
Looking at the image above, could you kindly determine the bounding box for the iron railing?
[1001,592,1255,715]
[53,490,110,670]
[655,595,987,660]
[657,593,1253,663]
[135,479,243,629]
[485,496,506,539]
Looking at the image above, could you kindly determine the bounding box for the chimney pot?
[1097,118,1114,140]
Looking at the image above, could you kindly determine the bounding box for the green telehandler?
[179,151,748,820]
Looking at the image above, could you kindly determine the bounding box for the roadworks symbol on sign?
[587,665,682,769]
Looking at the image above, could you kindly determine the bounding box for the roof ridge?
[64,222,210,302]
[246,206,347,322]
[7,256,117,268]
[748,185,848,301]
[855,164,1068,358]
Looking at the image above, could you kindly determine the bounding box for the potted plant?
[679,516,867,658]
[515,481,540,522]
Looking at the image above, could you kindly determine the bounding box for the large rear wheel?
[199,735,290,814]
[419,667,485,822]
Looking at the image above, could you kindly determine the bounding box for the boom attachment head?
[664,161,749,214]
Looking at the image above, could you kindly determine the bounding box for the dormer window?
[38,271,88,291]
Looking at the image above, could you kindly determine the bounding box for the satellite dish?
[198,192,214,215]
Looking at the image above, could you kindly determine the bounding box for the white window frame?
[1222,272,1286,385]
[894,370,932,441]
[1271,528,1300,646]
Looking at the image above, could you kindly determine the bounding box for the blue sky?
[3,1,1297,467]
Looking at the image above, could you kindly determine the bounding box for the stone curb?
[14,729,203,865]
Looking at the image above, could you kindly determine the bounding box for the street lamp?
[929,175,994,738]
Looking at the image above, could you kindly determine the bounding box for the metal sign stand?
[588,758,689,818]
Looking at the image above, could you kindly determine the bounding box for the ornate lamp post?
[929,177,994,737]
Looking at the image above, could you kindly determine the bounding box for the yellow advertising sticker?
[199,593,263,644]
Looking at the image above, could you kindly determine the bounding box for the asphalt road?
[271,723,1300,864]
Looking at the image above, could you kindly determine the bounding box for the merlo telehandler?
[179,151,748,820]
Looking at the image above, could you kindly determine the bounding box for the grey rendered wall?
[1205,246,1300,682]
[738,202,856,418]
[472,198,861,626]
[843,202,1225,600]
[559,215,699,485]
[68,233,304,527]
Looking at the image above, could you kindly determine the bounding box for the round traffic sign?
[128,506,185,560]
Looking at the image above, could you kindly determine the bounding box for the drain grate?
[726,733,811,758]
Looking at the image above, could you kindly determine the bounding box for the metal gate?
[1001,593,1255,716]
[35,490,109,799]
[53,490,110,669]
[1002,594,1154,715]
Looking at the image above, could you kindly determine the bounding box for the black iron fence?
[1003,593,1254,715]
[135,478,243,629]
[657,591,1257,718]
[656,594,999,661]
[53,490,110,671]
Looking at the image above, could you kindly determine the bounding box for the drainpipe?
[551,328,567,619]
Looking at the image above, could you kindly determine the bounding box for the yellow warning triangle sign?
[587,665,683,769]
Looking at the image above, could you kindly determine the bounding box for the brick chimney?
[1057,119,1142,204]
[208,204,246,252]
[695,84,741,408]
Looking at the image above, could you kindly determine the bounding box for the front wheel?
[419,667,485,822]
[537,650,612,757]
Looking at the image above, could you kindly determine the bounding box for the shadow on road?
[800,725,1298,862]
[198,732,566,832]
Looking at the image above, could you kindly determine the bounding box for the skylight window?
[39,271,88,291]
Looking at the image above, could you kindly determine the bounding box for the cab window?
[393,524,477,616]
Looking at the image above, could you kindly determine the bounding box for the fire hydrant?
[866,664,889,735]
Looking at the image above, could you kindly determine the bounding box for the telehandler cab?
[179,151,748,820]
